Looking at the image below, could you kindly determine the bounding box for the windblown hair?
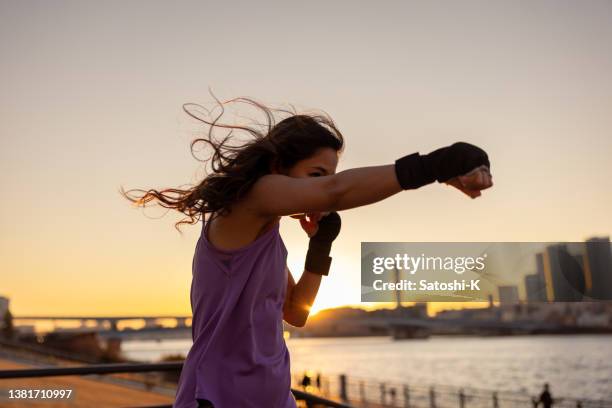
[120,94,345,232]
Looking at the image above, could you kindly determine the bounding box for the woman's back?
[173,216,296,408]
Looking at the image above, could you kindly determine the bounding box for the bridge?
[13,315,193,338]
[13,313,570,340]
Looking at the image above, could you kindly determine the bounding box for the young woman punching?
[122,96,493,408]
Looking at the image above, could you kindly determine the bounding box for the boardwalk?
[0,357,174,408]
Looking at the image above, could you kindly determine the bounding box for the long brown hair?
[120,93,345,232]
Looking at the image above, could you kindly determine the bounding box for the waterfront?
[121,334,612,401]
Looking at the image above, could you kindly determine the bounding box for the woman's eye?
[309,172,322,177]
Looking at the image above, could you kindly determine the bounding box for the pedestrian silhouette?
[301,372,311,390]
[538,383,554,408]
[390,387,397,405]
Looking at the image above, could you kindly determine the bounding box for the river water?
[121,334,612,401]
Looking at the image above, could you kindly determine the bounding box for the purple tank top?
[173,217,296,408]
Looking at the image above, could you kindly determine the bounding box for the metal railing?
[305,372,612,408]
[0,362,354,408]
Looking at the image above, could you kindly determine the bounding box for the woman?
[122,96,493,408]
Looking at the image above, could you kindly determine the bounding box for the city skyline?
[3,235,610,319]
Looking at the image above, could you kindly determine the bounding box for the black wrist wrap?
[304,212,341,276]
[395,142,490,190]
[305,242,333,276]
[394,152,437,190]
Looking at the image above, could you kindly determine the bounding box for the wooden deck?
[0,357,174,408]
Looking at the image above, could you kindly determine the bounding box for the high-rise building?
[542,244,586,301]
[535,252,552,301]
[394,267,402,308]
[583,237,612,300]
[498,285,519,306]
[524,273,546,303]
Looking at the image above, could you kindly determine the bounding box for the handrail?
[0,361,182,379]
[291,389,353,408]
[0,362,354,408]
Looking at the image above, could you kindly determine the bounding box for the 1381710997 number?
[5,388,74,400]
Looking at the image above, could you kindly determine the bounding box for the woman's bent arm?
[283,267,322,327]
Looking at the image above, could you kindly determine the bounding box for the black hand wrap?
[394,142,490,190]
[304,212,342,276]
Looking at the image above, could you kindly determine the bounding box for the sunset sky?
[1,1,611,317]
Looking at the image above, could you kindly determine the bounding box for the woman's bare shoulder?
[206,202,279,250]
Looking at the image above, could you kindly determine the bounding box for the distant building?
[394,267,402,308]
[0,296,10,321]
[0,296,9,328]
[535,252,551,301]
[576,311,610,327]
[16,325,35,335]
[498,285,519,306]
[542,244,585,301]
[436,306,499,321]
[584,237,612,300]
[524,273,546,303]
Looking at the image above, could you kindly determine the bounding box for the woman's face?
[283,147,339,221]
[285,147,339,178]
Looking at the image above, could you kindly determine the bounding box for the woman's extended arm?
[248,164,402,217]
[247,141,492,217]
